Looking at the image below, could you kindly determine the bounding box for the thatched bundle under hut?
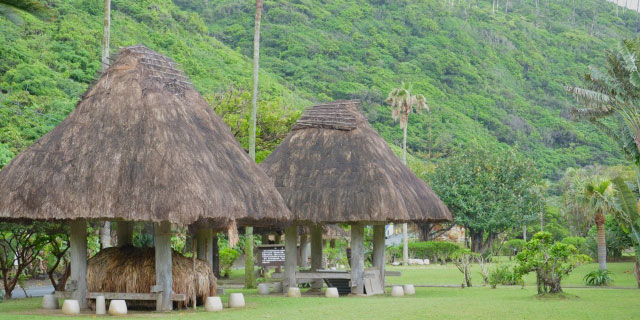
[87,246,215,309]
[261,100,451,295]
[0,45,291,311]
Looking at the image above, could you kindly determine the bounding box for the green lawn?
[0,286,638,320]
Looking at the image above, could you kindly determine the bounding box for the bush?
[501,239,526,256]
[584,269,612,286]
[407,241,461,263]
[561,237,588,255]
[219,248,240,278]
[488,264,522,288]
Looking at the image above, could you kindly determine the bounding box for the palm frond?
[565,86,612,110]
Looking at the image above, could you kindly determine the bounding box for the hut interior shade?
[261,100,452,224]
[0,45,291,227]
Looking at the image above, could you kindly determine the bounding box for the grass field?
[1,262,637,319]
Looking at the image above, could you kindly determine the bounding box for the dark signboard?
[257,245,286,267]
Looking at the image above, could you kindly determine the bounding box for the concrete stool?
[403,284,415,295]
[108,300,127,316]
[273,282,283,293]
[287,287,301,297]
[95,295,106,315]
[205,296,223,312]
[390,286,404,297]
[258,283,270,295]
[228,293,245,308]
[42,294,58,310]
[325,287,339,298]
[61,300,80,315]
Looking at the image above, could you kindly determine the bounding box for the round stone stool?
[108,299,128,316]
[228,293,245,308]
[95,295,106,315]
[205,296,223,312]
[61,300,80,315]
[403,284,415,295]
[42,294,59,310]
[287,287,301,297]
[258,283,270,295]
[273,282,283,293]
[390,286,404,297]
[325,287,339,298]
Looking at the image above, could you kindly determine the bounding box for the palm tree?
[386,83,429,266]
[585,180,614,270]
[99,0,112,249]
[245,0,263,289]
[0,0,51,25]
[566,38,640,165]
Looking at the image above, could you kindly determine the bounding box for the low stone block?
[205,296,223,312]
[108,299,127,316]
[325,287,339,298]
[403,284,416,295]
[61,299,80,315]
[287,287,301,297]
[95,295,106,315]
[273,282,283,293]
[42,294,58,310]
[228,293,245,308]
[390,286,404,297]
[258,283,270,295]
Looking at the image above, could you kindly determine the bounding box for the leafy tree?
[430,146,544,254]
[515,232,591,294]
[610,176,640,288]
[0,0,51,25]
[386,83,429,266]
[584,180,614,270]
[0,222,48,299]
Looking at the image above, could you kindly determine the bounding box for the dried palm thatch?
[261,100,451,224]
[87,246,215,309]
[0,45,290,227]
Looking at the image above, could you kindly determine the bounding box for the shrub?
[488,264,522,288]
[515,232,591,294]
[561,237,588,255]
[219,248,240,278]
[501,239,526,256]
[407,241,461,263]
[584,269,612,286]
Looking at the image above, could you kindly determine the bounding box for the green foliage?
[561,237,589,256]
[219,248,240,278]
[584,269,613,286]
[429,146,544,253]
[586,215,633,259]
[501,239,526,256]
[404,241,461,264]
[515,232,592,294]
[488,264,522,288]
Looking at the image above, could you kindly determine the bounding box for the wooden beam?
[69,220,88,309]
[350,223,365,294]
[284,225,297,292]
[54,291,186,301]
[310,225,323,290]
[372,224,386,287]
[116,221,134,247]
[155,221,172,311]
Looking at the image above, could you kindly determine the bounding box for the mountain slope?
[179,0,636,177]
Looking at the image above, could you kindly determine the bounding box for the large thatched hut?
[261,100,451,295]
[0,45,291,310]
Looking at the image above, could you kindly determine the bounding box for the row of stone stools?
[42,294,127,315]
[390,284,416,296]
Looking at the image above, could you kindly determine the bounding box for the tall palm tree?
[386,83,429,266]
[0,0,51,25]
[585,180,614,270]
[245,0,263,289]
[99,0,112,249]
[566,38,640,165]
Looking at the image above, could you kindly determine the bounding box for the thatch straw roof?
[87,246,215,309]
[0,45,290,226]
[261,100,451,224]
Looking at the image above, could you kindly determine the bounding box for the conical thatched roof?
[260,100,451,224]
[0,45,290,227]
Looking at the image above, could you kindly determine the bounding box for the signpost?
[257,244,287,267]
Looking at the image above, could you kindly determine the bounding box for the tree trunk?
[249,0,263,160]
[595,212,607,270]
[101,0,110,72]
[634,259,640,288]
[402,124,409,266]
[244,227,255,289]
[523,225,527,242]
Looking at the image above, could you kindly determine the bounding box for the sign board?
[257,245,286,267]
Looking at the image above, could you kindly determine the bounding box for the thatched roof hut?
[261,100,451,224]
[0,45,290,227]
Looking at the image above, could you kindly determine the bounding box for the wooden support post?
[284,225,297,292]
[205,229,213,269]
[300,234,310,268]
[310,225,323,291]
[70,220,88,309]
[373,224,386,287]
[350,223,365,295]
[155,221,172,312]
[196,229,207,261]
[116,221,134,247]
[212,234,220,278]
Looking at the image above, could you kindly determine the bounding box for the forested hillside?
[177,0,639,177]
[0,0,637,177]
